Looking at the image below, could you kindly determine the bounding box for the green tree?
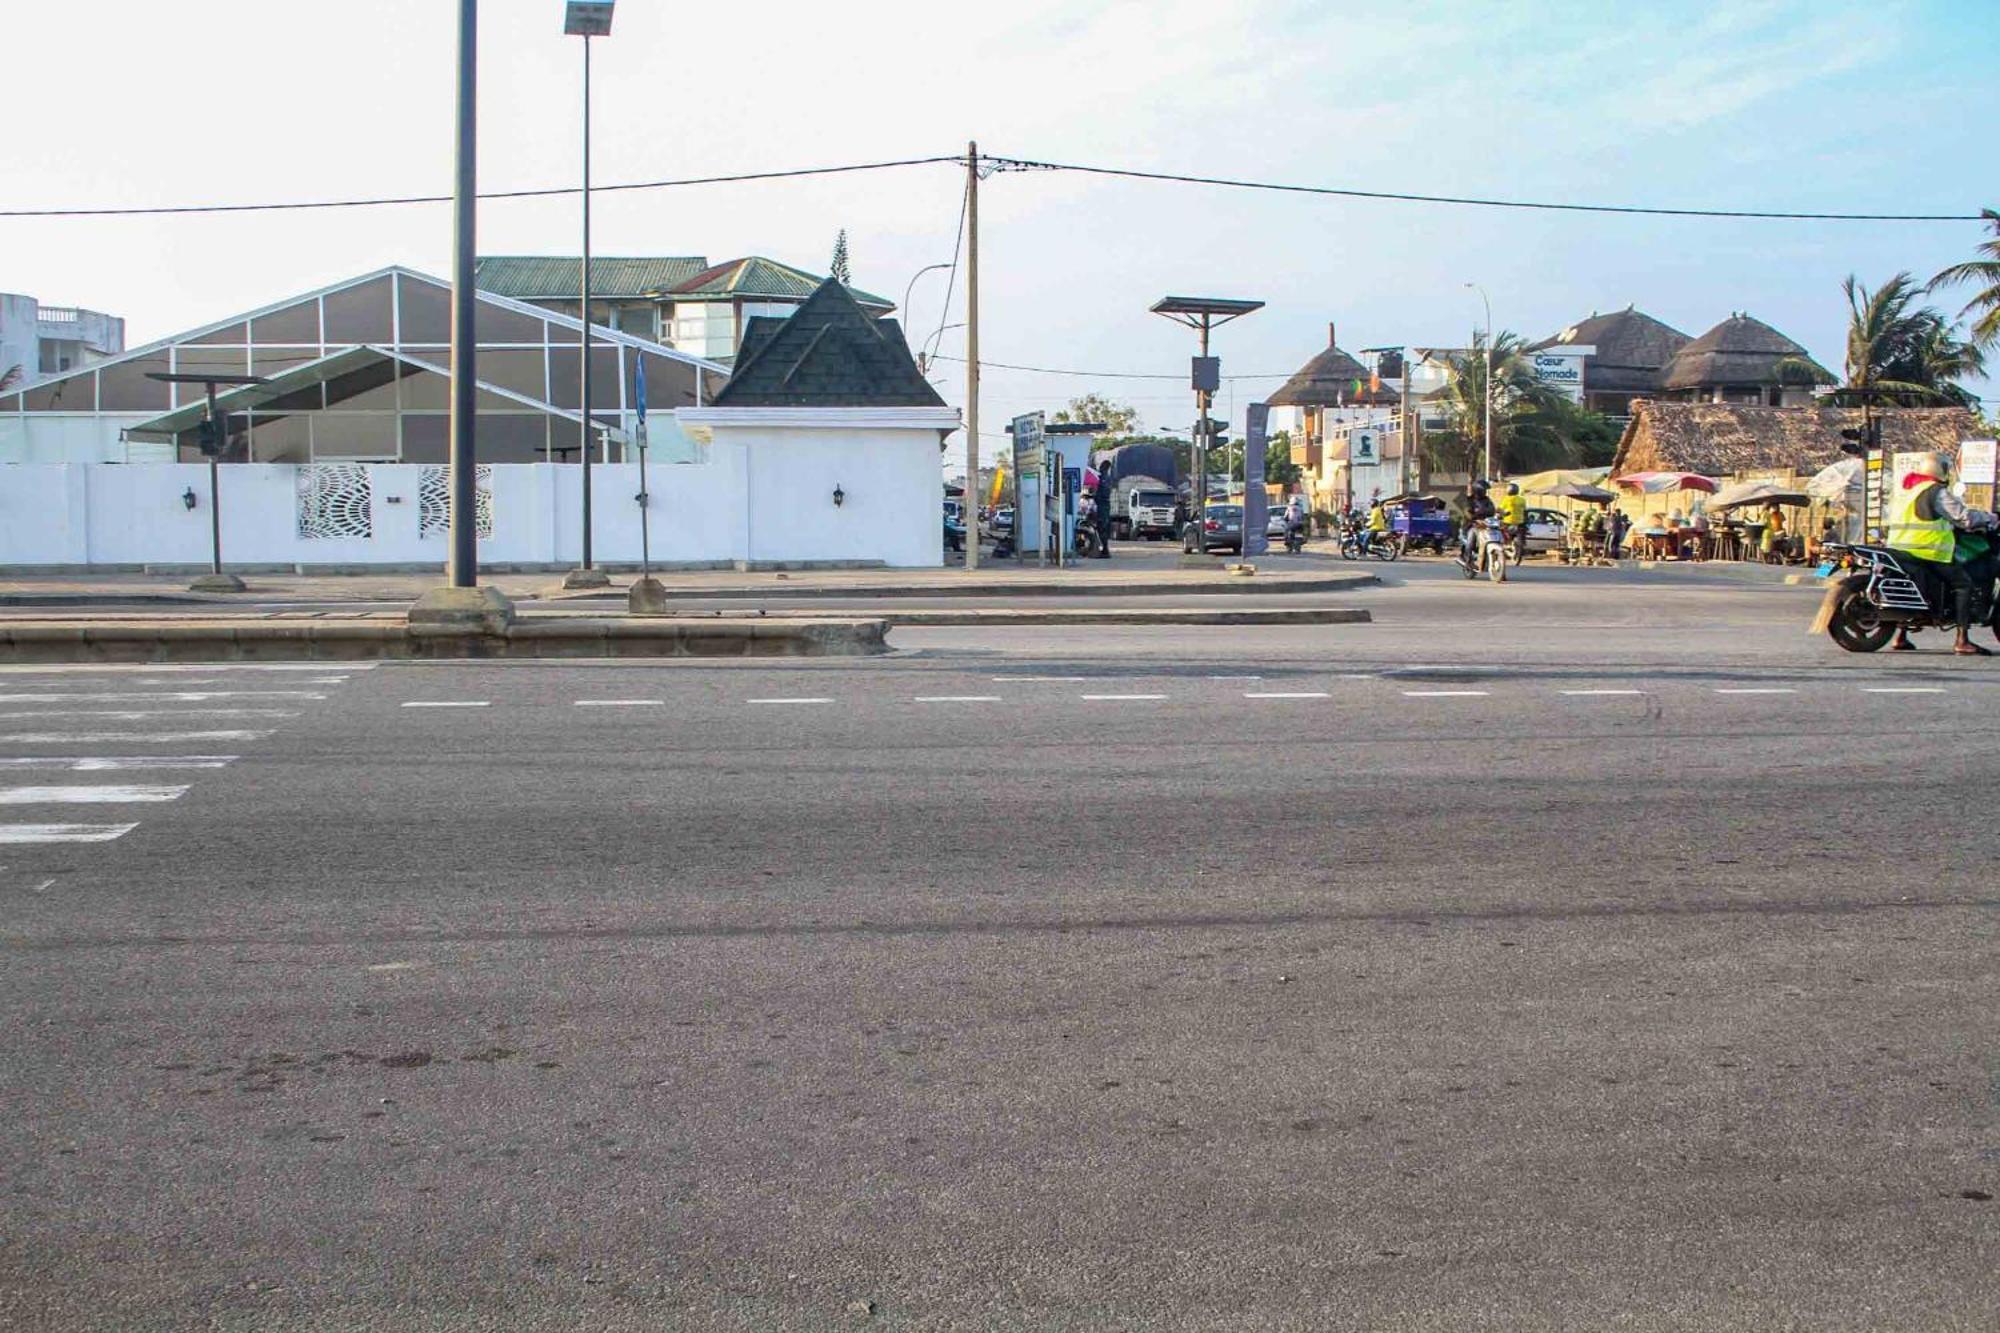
[1928,207,2000,349]
[1229,428,1301,485]
[1420,329,1576,477]
[1052,392,1140,437]
[829,229,852,286]
[1803,273,1986,408]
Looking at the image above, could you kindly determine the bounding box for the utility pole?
[964,141,980,571]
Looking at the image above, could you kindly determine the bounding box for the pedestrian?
[1092,467,1113,558]
[1605,508,1627,559]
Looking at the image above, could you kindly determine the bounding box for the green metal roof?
[670,256,893,310]
[474,255,708,300]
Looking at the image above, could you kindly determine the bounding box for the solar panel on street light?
[563,1,614,36]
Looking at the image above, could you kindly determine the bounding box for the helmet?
[1469,479,1489,494]
[1506,482,1520,495]
[1910,451,1952,480]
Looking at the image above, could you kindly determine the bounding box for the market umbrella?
[1807,457,1864,501]
[1710,480,1811,511]
[1611,471,1720,495]
[1543,482,1616,502]
[1514,466,1611,494]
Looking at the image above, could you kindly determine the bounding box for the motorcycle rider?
[1458,479,1497,571]
[1885,450,1997,656]
[1361,496,1391,555]
[1284,494,1308,549]
[1498,482,1529,561]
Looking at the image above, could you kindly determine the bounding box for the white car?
[1523,507,1568,554]
[1265,509,1292,539]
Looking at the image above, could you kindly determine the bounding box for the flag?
[989,465,1006,506]
[1082,465,1101,491]
[1370,370,1381,393]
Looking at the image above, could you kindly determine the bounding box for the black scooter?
[1813,542,1999,651]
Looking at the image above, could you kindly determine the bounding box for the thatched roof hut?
[1610,401,1976,477]
[1269,324,1400,408]
[1661,313,1834,394]
[1529,307,1690,398]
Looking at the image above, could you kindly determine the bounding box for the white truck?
[1111,476,1180,541]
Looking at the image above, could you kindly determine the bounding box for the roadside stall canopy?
[1514,467,1611,494]
[1612,471,1719,494]
[1710,479,1812,511]
[1543,482,1616,502]
[1807,457,1865,501]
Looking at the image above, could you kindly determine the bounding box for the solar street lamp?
[563,0,616,590]
[147,371,267,592]
[1148,297,1263,554]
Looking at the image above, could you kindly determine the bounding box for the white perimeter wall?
[0,427,944,568]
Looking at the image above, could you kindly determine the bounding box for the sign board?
[1959,438,1997,485]
[1529,345,1592,404]
[1242,403,1270,556]
[1010,412,1045,477]
[1351,428,1381,466]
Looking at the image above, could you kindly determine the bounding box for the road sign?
[1351,428,1381,465]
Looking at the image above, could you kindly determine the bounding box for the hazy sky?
[5,0,1996,472]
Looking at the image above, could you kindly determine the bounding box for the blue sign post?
[1242,402,1270,556]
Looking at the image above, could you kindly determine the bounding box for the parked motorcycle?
[1812,541,1998,651]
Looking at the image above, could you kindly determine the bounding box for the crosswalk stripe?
[0,756,236,771]
[400,701,490,709]
[0,785,189,805]
[0,691,325,703]
[0,823,139,844]
[0,731,271,743]
[0,709,300,721]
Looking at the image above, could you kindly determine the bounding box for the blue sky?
[3,0,1995,469]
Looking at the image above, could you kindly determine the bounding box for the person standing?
[1092,467,1113,559]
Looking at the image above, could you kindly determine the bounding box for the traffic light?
[1376,349,1405,381]
[1838,418,1881,456]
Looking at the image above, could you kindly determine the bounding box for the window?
[614,305,659,341]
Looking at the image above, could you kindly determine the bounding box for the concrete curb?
[821,607,1371,627]
[552,571,1381,602]
[0,617,889,663]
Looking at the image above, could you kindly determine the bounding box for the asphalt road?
[1,574,1994,1331]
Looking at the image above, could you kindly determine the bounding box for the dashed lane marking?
[0,709,300,721]
[998,676,1090,682]
[1401,690,1490,698]
[746,698,834,705]
[0,785,189,805]
[0,663,377,675]
[1561,689,1647,696]
[0,756,236,771]
[914,696,1003,703]
[0,731,272,744]
[1080,694,1168,701]
[1862,686,1947,694]
[0,823,140,844]
[1244,691,1330,699]
[573,700,665,707]
[1714,688,1798,695]
[400,701,491,709]
[1209,674,1264,681]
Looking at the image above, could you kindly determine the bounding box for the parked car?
[1523,507,1568,554]
[1183,504,1245,554]
[1265,508,1292,539]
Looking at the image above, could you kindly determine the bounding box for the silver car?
[1184,504,1245,554]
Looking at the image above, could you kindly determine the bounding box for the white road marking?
[999,676,1089,682]
[0,709,300,721]
[1244,691,1330,699]
[1561,689,1647,696]
[31,878,56,894]
[1209,674,1264,681]
[1714,688,1797,695]
[1080,693,1168,701]
[573,700,664,707]
[0,756,236,771]
[0,785,189,805]
[746,698,833,705]
[0,823,139,844]
[1863,686,1947,694]
[0,663,376,675]
[0,731,271,743]
[914,695,1003,703]
[400,701,490,709]
[1401,690,1489,698]
[0,691,325,703]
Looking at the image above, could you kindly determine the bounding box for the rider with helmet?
[1886,450,1998,656]
[1497,482,1529,561]
[1459,480,1497,571]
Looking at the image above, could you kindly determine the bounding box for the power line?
[984,154,1984,223]
[0,155,964,219]
[923,171,971,369]
[931,354,1290,380]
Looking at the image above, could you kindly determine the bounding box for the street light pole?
[146,370,267,594]
[1466,282,1493,481]
[564,1,614,591]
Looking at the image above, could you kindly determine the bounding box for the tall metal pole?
[447,0,479,587]
[204,382,223,576]
[1398,352,1413,496]
[964,141,980,571]
[1195,317,1211,553]
[1468,282,1493,481]
[579,34,595,572]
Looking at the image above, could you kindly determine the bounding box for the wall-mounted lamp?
[634,490,650,509]
[181,487,198,511]
[832,484,846,508]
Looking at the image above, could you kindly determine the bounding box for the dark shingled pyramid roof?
[1268,325,1399,407]
[710,278,944,408]
[1662,313,1834,391]
[1529,307,1691,395]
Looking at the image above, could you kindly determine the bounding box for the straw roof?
[1610,401,1977,477]
[1661,313,1833,390]
[1268,324,1400,407]
[1529,308,1691,395]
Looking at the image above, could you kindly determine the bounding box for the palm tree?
[1928,208,2000,349]
[0,365,21,393]
[1422,330,1583,476]
[1808,273,1985,408]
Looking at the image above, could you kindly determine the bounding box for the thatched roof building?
[1610,401,1975,477]
[1528,307,1690,415]
[1269,324,1400,408]
[1661,313,1834,405]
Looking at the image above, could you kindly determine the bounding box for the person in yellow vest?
[1362,495,1390,554]
[1498,482,1529,561]
[1759,502,1787,561]
[1886,451,1997,656]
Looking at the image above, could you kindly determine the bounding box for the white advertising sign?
[1351,429,1380,465]
[1529,345,1592,404]
[1959,438,1996,485]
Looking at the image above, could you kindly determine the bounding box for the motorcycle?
[1337,524,1401,562]
[1284,523,1307,554]
[1457,518,1510,583]
[1812,541,1998,651]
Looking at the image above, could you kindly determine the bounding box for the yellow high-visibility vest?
[1887,482,1954,563]
[1499,495,1527,525]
